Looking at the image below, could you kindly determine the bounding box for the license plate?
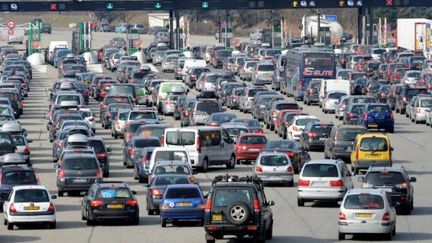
[382,188,393,192]
[24,206,40,211]
[319,137,327,141]
[368,124,378,128]
[73,178,88,183]
[176,202,192,207]
[356,213,373,219]
[212,214,222,221]
[312,181,328,187]
[366,154,380,158]
[249,148,260,152]
[107,204,123,209]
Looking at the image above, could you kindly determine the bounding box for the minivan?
[163,127,236,172]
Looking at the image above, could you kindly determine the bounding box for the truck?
[396,18,432,54]
[301,15,343,46]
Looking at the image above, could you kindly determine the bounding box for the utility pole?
[225,10,229,48]
[218,16,221,44]
[317,10,321,44]
[271,9,275,48]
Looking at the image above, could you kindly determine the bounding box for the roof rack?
[212,174,264,190]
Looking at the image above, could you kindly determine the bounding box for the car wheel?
[265,221,273,240]
[297,198,305,207]
[86,211,95,226]
[7,221,14,230]
[200,158,209,172]
[226,155,236,169]
[132,216,139,225]
[338,232,345,240]
[287,181,294,187]
[49,221,56,229]
[206,240,216,243]
[161,218,167,227]
[385,230,393,240]
[58,190,64,197]
[104,171,109,178]
[224,201,251,225]
[392,224,396,236]
[3,219,6,225]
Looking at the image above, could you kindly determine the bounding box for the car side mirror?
[409,177,417,183]
[131,190,137,195]
[51,195,58,200]
[267,200,275,206]
[357,176,365,182]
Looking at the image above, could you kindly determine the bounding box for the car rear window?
[240,136,267,144]
[134,139,161,148]
[196,102,220,114]
[14,189,49,203]
[96,188,131,199]
[302,164,339,177]
[311,124,333,133]
[328,93,346,99]
[165,188,201,199]
[276,103,299,110]
[352,97,375,104]
[365,171,405,186]
[295,118,319,126]
[154,151,188,162]
[63,158,98,170]
[2,171,37,185]
[344,194,384,209]
[368,105,390,113]
[337,129,366,141]
[130,111,157,120]
[260,155,289,166]
[360,138,388,151]
[213,188,253,207]
[165,131,195,146]
[138,127,165,139]
[88,140,105,153]
[420,99,432,107]
[154,164,190,175]
[257,65,274,71]
[154,176,189,186]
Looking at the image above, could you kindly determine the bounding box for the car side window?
[221,129,231,143]
[7,191,13,202]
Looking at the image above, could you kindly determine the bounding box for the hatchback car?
[160,184,205,227]
[253,152,294,186]
[3,185,57,230]
[324,125,368,161]
[297,159,353,206]
[235,134,267,164]
[338,189,396,240]
[123,136,161,168]
[299,121,334,151]
[287,115,320,141]
[358,103,394,133]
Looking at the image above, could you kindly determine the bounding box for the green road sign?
[201,1,209,9]
[154,2,162,9]
[106,2,113,10]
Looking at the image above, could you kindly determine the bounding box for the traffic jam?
[0,28,428,243]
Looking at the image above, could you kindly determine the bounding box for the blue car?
[359,103,394,133]
[160,184,205,227]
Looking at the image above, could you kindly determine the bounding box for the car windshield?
[2,171,37,185]
[337,129,366,141]
[154,151,188,162]
[365,172,405,186]
[134,139,161,148]
[302,164,339,177]
[96,188,131,199]
[351,105,366,114]
[260,155,289,166]
[265,140,300,150]
[154,176,190,186]
[360,138,388,151]
[368,105,390,113]
[154,164,190,175]
[240,136,267,144]
[258,65,274,71]
[165,187,201,199]
[130,112,156,120]
[296,118,319,126]
[344,194,384,210]
[63,158,98,170]
[213,188,253,207]
[14,189,49,203]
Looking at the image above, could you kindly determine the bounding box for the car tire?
[392,225,396,236]
[338,232,345,240]
[58,190,64,197]
[287,181,294,187]
[226,155,236,169]
[132,216,139,225]
[385,230,393,240]
[161,218,167,227]
[200,158,209,172]
[297,198,305,207]
[386,127,394,133]
[7,221,13,230]
[265,221,273,240]
[49,221,56,229]
[3,219,6,225]
[206,240,216,243]
[225,201,251,226]
[104,172,109,178]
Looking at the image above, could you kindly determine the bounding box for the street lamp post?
[317,10,321,44]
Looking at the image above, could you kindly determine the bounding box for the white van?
[163,127,236,172]
[319,79,350,107]
[182,59,207,78]
[155,81,187,108]
[148,147,190,172]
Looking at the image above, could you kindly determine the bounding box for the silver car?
[322,91,348,114]
[161,95,178,115]
[338,189,397,240]
[408,96,432,123]
[161,54,179,73]
[297,159,353,206]
[253,152,294,186]
[335,95,350,120]
[13,135,32,163]
[253,63,275,85]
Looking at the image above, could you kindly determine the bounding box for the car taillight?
[105,112,112,118]
[272,111,278,116]
[23,146,30,154]
[348,113,354,119]
[96,168,103,178]
[84,89,90,96]
[184,111,189,117]
[9,203,17,213]
[253,199,260,213]
[205,199,212,213]
[58,169,65,178]
[286,166,293,173]
[339,212,346,220]
[196,137,201,153]
[297,179,310,187]
[255,166,263,173]
[256,128,264,134]
[308,132,317,138]
[416,108,421,113]
[48,202,55,212]
[330,179,344,187]
[129,148,135,156]
[188,176,196,184]
[150,189,162,198]
[293,126,299,131]
[102,104,108,110]
[90,200,103,208]
[126,199,138,207]
[115,123,120,129]
[96,152,108,157]
[402,97,407,103]
[287,151,295,157]
[381,93,386,98]
[382,212,391,221]
[298,80,303,89]
[400,182,409,189]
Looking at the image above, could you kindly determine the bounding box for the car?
[335,95,350,120]
[358,103,394,133]
[324,125,368,162]
[253,152,294,186]
[189,99,224,126]
[219,123,250,142]
[207,112,237,126]
[286,115,319,141]
[110,109,131,139]
[230,118,263,133]
[88,137,111,177]
[299,121,334,151]
[123,136,161,168]
[322,91,348,114]
[359,166,416,215]
[337,189,397,240]
[204,175,274,243]
[303,79,321,106]
[264,101,301,131]
[343,103,366,125]
[350,133,393,175]
[12,135,32,163]
[160,184,205,227]
[3,185,57,230]
[81,181,139,225]
[297,159,354,206]
[407,95,432,123]
[395,86,428,114]
[235,133,267,164]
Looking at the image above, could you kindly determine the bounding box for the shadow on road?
[1,235,41,242]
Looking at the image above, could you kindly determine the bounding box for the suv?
[204,175,274,243]
[359,166,416,215]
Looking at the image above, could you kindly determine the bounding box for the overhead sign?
[324,15,337,22]
[6,19,16,29]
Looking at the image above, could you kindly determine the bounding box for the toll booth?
[72,22,92,55]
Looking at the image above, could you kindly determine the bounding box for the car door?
[258,190,272,230]
[221,129,234,162]
[340,162,353,190]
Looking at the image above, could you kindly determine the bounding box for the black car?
[303,79,321,106]
[262,140,310,173]
[0,165,38,211]
[81,181,139,225]
[324,125,368,161]
[395,86,428,114]
[299,121,334,151]
[88,137,112,177]
[360,166,416,215]
[204,175,274,243]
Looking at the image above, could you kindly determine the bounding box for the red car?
[235,134,267,164]
[274,109,302,134]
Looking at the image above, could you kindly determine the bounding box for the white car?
[3,185,57,230]
[79,108,95,133]
[287,115,319,141]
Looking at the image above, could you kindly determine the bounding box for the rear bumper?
[236,152,260,161]
[353,159,391,169]
[89,209,138,221]
[205,224,263,236]
[338,222,394,234]
[297,189,346,200]
[257,174,293,183]
[160,209,204,219]
[8,214,56,223]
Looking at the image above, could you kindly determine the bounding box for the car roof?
[357,133,389,139]
[12,185,47,191]
[366,166,405,173]
[346,188,386,196]
[166,184,200,190]
[304,159,342,165]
